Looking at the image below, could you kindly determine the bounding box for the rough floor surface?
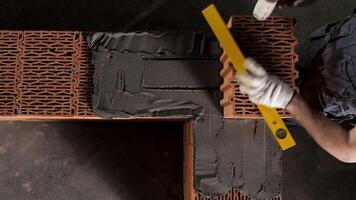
[0,121,183,200]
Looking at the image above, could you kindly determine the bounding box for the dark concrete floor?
[283,122,356,200]
[0,121,183,200]
[1,0,356,199]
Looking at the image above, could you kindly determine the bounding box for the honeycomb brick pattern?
[196,188,281,200]
[0,31,21,115]
[220,16,299,119]
[0,31,95,118]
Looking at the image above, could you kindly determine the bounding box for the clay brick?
[220,16,299,119]
[195,188,281,200]
[0,31,22,115]
[0,31,95,118]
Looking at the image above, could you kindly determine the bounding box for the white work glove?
[253,0,278,21]
[235,58,294,109]
[253,0,308,21]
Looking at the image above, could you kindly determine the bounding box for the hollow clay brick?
[220,16,299,119]
[0,31,21,116]
[0,31,95,118]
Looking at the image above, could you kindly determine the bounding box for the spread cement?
[89,32,282,199]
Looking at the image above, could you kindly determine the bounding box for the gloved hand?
[253,0,312,21]
[235,58,295,109]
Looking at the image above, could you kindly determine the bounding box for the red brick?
[0,31,95,118]
[220,16,299,119]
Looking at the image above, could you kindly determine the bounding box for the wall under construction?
[0,15,298,199]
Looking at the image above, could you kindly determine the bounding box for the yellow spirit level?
[202,4,296,150]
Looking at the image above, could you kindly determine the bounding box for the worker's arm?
[287,94,356,163]
[237,58,356,163]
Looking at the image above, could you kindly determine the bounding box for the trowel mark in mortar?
[231,162,236,186]
[116,70,125,91]
[253,120,258,138]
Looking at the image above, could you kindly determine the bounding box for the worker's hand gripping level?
[202,4,296,150]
